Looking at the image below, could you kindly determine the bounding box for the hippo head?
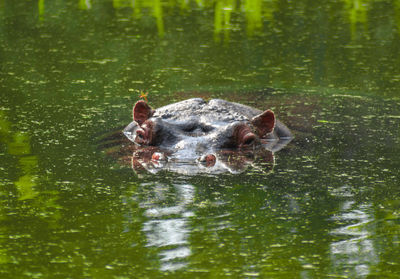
[122,98,291,174]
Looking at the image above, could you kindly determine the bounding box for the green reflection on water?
[243,0,263,35]
[69,0,400,41]
[0,112,38,200]
[396,0,400,35]
[15,0,398,95]
[78,0,91,10]
[38,0,44,21]
[0,111,62,267]
[344,0,368,37]
[112,0,165,36]
[32,0,400,42]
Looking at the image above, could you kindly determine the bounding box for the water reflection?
[98,0,399,39]
[0,111,39,200]
[128,145,277,175]
[78,0,91,10]
[329,185,378,277]
[139,182,195,271]
[2,0,399,95]
[38,0,44,20]
[31,0,400,39]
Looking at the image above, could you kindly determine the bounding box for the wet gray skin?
[123,98,292,174]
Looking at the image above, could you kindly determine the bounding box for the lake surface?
[1,0,400,278]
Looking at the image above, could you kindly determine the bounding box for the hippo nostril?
[199,154,216,167]
[151,152,166,162]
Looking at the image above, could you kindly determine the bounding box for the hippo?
[121,98,292,175]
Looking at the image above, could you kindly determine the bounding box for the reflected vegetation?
[0,110,63,269]
[92,0,400,40]
[110,0,399,40]
[0,111,38,200]
[2,0,396,95]
[79,0,91,10]
[30,0,400,40]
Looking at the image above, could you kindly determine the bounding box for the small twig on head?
[139,90,149,102]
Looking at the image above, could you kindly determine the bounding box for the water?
[1,0,400,278]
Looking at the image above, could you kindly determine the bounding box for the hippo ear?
[133,100,154,125]
[251,109,275,137]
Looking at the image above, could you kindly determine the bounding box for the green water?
[1,0,400,278]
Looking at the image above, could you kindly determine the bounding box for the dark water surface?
[1,1,400,278]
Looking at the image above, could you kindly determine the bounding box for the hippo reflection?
[121,98,292,174]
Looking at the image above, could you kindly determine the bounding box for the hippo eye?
[182,125,197,133]
[181,123,214,135]
[200,125,214,133]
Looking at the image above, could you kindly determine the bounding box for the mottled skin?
[122,98,292,174]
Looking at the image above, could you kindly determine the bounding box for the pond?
[1,0,400,278]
